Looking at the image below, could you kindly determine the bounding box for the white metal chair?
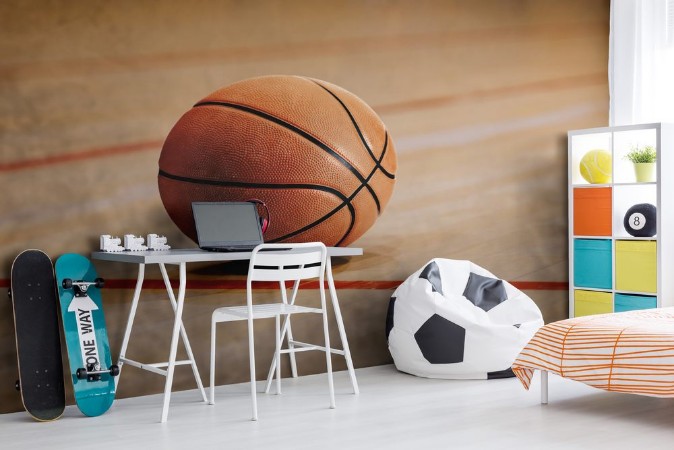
[209,242,335,420]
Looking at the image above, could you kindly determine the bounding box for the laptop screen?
[192,202,263,250]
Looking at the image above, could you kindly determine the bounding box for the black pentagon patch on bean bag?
[463,272,507,312]
[419,261,443,295]
[385,297,396,340]
[414,314,465,364]
[487,368,515,379]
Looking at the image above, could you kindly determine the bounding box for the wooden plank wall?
[0,0,609,413]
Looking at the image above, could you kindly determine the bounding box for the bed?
[512,308,674,402]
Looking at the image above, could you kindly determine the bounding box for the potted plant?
[625,145,657,182]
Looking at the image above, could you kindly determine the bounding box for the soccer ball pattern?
[386,259,543,379]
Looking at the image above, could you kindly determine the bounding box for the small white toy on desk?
[100,235,125,252]
[124,234,148,251]
[147,234,171,251]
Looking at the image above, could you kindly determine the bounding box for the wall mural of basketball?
[158,75,397,247]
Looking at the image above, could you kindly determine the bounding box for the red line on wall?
[0,278,567,291]
[0,140,163,173]
[509,281,568,291]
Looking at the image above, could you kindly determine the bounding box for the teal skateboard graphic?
[55,253,118,417]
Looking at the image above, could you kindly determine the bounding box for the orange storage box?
[573,187,612,236]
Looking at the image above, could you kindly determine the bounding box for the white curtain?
[610,0,674,125]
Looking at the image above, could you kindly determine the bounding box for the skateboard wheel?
[110,365,120,377]
[76,368,87,380]
[94,278,104,288]
[15,380,20,391]
[62,279,73,289]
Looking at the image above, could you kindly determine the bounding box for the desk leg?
[116,263,145,389]
[161,262,187,423]
[326,257,359,395]
[159,263,207,404]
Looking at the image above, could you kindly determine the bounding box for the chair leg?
[541,370,548,405]
[275,315,282,395]
[248,317,258,421]
[322,308,335,409]
[264,357,275,394]
[264,314,297,394]
[209,318,216,405]
[285,316,298,378]
[281,280,299,378]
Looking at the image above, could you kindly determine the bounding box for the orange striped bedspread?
[512,308,674,397]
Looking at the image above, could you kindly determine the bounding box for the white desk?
[92,247,362,422]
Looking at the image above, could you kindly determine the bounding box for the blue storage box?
[614,293,657,312]
[574,239,612,289]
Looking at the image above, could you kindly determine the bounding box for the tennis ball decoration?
[623,203,657,237]
[579,149,612,184]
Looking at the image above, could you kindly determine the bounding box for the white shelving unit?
[568,123,674,317]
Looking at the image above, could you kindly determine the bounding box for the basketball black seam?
[346,133,389,203]
[281,200,356,245]
[309,79,396,180]
[194,101,367,183]
[158,170,356,244]
[158,170,346,198]
[193,100,383,214]
[328,138,388,247]
[272,133,387,245]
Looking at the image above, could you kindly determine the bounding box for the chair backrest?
[247,243,327,283]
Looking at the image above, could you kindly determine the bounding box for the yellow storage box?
[574,290,612,317]
[615,240,657,293]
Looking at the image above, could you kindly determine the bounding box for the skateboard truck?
[124,234,148,251]
[62,278,104,296]
[100,235,124,252]
[76,363,120,382]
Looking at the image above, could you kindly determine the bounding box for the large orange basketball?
[158,75,397,247]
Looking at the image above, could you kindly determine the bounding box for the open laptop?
[192,202,263,252]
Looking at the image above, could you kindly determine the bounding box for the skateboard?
[10,249,65,421]
[55,253,118,417]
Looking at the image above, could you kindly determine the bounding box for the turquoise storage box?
[574,239,612,289]
[614,293,657,312]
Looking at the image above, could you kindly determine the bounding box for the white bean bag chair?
[386,259,543,379]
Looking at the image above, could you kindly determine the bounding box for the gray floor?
[2,365,674,449]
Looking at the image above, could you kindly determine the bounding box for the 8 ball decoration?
[623,203,657,237]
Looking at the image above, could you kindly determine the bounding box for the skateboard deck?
[10,249,66,421]
[55,253,117,417]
